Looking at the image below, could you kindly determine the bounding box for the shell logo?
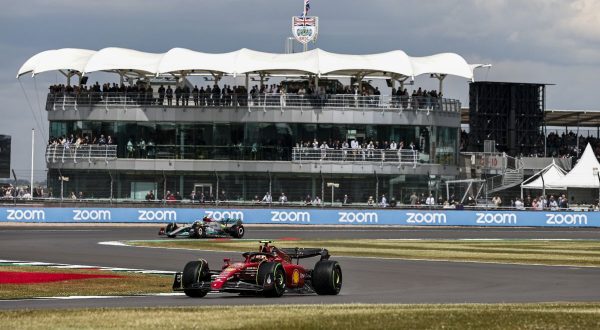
[292,269,300,285]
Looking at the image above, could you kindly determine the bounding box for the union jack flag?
[294,17,315,26]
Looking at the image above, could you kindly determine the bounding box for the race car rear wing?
[280,248,330,260]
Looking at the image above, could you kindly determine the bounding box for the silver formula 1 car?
[158,216,245,239]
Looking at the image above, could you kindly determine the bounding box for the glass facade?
[49,121,458,163]
[47,169,439,204]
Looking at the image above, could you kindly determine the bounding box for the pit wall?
[0,207,598,227]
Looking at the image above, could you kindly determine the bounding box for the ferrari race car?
[173,240,342,297]
[158,217,244,239]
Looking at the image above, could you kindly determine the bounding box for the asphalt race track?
[1,225,600,309]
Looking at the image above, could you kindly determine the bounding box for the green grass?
[130,239,600,267]
[1,303,599,329]
[0,266,172,299]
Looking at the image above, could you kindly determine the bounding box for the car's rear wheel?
[182,260,210,297]
[312,260,342,295]
[165,222,175,233]
[257,262,285,297]
[231,225,245,238]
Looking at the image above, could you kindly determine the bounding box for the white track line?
[0,259,175,276]
[0,292,225,302]
[108,241,600,269]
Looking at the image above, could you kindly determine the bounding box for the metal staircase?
[485,156,524,194]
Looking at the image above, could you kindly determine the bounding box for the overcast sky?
[1,0,599,180]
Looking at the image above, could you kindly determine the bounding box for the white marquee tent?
[520,160,567,197]
[17,47,481,80]
[547,144,600,189]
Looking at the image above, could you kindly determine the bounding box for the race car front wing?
[172,272,264,293]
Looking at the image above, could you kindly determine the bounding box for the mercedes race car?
[173,241,342,297]
[158,217,245,239]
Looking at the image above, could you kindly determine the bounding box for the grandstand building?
[19,48,486,203]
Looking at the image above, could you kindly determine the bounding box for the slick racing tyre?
[231,225,245,239]
[165,222,178,237]
[182,260,210,298]
[312,260,342,295]
[257,262,285,297]
[191,225,206,239]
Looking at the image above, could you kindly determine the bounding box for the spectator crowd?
[460,130,600,161]
[47,81,446,110]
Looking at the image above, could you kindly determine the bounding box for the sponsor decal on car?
[292,269,300,285]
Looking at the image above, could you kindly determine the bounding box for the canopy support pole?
[210,72,222,85]
[433,74,447,96]
[398,76,409,92]
[355,72,366,94]
[59,70,76,87]
[259,73,265,90]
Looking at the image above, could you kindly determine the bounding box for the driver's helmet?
[202,216,212,222]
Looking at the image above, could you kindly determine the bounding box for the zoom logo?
[271,211,310,222]
[6,209,46,221]
[406,212,446,224]
[476,213,517,224]
[138,210,177,221]
[205,210,244,221]
[73,209,111,221]
[546,213,587,225]
[338,212,378,223]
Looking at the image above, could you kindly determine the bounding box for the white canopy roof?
[17,48,96,77]
[521,161,567,190]
[17,47,478,79]
[546,144,600,189]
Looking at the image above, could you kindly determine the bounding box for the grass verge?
[130,239,600,267]
[1,303,599,329]
[0,266,172,299]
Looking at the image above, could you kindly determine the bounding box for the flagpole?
[303,0,308,52]
[30,128,34,199]
[303,0,307,17]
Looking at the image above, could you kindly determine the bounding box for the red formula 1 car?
[172,241,342,297]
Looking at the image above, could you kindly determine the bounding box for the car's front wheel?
[182,260,210,297]
[257,262,285,297]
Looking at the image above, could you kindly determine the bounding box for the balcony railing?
[46,92,461,113]
[45,144,117,164]
[125,145,291,161]
[292,147,421,167]
[44,144,424,167]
